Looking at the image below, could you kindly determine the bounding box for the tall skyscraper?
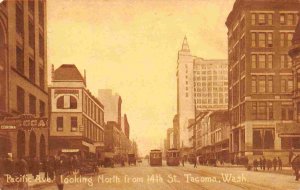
[176,37,228,149]
[226,0,300,162]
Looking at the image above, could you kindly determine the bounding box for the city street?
[31,161,300,190]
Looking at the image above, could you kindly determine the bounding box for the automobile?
[79,161,97,174]
[128,153,137,165]
[137,159,142,163]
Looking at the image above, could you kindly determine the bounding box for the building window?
[258,33,266,47]
[258,14,266,25]
[257,102,267,120]
[267,33,273,47]
[258,76,266,93]
[287,33,293,47]
[267,54,273,69]
[56,96,64,109]
[252,102,257,120]
[56,95,78,109]
[281,77,293,93]
[251,54,257,69]
[29,19,35,49]
[38,0,44,26]
[281,79,287,93]
[268,102,273,120]
[287,14,294,25]
[251,14,256,25]
[253,129,274,149]
[281,104,294,120]
[39,34,44,59]
[28,0,34,14]
[267,76,273,93]
[70,96,78,109]
[258,55,266,68]
[17,86,25,113]
[267,14,273,25]
[71,117,78,132]
[16,3,24,36]
[251,33,256,47]
[16,46,24,74]
[280,33,285,47]
[39,100,45,117]
[280,14,285,25]
[251,76,257,93]
[29,58,35,83]
[56,117,63,131]
[29,94,36,115]
[39,68,44,89]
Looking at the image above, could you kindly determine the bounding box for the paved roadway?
[32,160,300,190]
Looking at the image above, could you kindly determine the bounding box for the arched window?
[70,96,77,109]
[56,96,64,109]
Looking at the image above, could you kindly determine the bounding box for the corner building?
[49,64,105,159]
[226,0,300,163]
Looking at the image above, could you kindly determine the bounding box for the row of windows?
[56,95,77,109]
[16,1,45,59]
[251,32,273,48]
[195,98,228,104]
[16,86,45,116]
[16,46,45,89]
[83,93,104,126]
[56,116,78,132]
[194,89,227,94]
[251,13,298,26]
[83,117,104,142]
[251,75,273,93]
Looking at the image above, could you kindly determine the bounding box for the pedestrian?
[194,158,197,168]
[262,157,266,171]
[55,156,66,190]
[266,159,272,171]
[43,157,49,180]
[272,157,277,171]
[278,157,282,170]
[181,158,185,167]
[48,156,55,180]
[31,157,40,179]
[289,148,294,166]
[3,153,14,175]
[253,159,258,171]
[259,157,263,170]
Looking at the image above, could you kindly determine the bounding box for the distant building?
[226,0,300,162]
[172,114,180,149]
[98,89,122,127]
[176,37,228,149]
[49,64,105,159]
[166,128,174,149]
[0,0,48,159]
[196,110,230,162]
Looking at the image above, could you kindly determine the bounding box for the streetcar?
[166,148,180,166]
[149,149,162,166]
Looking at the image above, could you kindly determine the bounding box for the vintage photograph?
[0,0,300,189]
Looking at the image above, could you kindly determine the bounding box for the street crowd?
[0,153,83,190]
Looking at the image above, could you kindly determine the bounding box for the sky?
[47,0,235,156]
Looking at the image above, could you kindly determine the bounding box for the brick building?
[49,64,105,159]
[226,0,300,163]
[0,0,48,160]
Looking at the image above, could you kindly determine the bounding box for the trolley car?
[166,148,180,166]
[149,149,162,166]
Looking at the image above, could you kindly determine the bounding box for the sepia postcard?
[0,0,300,189]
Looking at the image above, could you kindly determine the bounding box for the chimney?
[51,64,54,82]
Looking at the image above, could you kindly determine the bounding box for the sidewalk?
[190,163,295,176]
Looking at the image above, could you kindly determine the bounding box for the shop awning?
[61,149,80,153]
